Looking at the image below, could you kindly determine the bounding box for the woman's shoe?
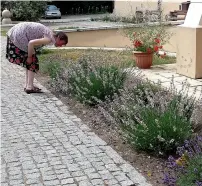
[24,87,43,94]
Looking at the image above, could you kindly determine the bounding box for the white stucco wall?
[113,0,185,17]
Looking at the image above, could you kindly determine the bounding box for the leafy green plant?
[132,81,160,104]
[127,25,172,53]
[40,60,61,79]
[1,30,7,36]
[12,1,47,21]
[106,80,195,156]
[127,99,192,155]
[68,60,127,105]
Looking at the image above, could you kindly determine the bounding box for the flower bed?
[37,48,201,186]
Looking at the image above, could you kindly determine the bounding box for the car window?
[47,5,58,11]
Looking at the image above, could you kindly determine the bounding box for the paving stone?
[83,168,96,174]
[57,173,72,180]
[91,178,104,185]
[37,162,49,168]
[26,179,41,185]
[61,178,74,184]
[43,179,60,185]
[78,180,93,186]
[42,174,58,181]
[9,174,23,180]
[28,184,44,186]
[55,168,69,175]
[10,184,26,186]
[9,179,23,185]
[41,170,55,176]
[71,171,84,177]
[8,170,22,176]
[107,179,119,185]
[105,164,121,172]
[25,172,41,179]
[88,173,101,179]
[1,183,9,186]
[74,176,88,182]
[120,180,134,186]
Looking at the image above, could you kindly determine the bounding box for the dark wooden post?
[157,0,162,22]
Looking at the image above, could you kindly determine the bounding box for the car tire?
[58,17,61,19]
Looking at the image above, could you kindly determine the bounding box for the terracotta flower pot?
[133,51,153,69]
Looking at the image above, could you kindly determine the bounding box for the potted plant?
[126,24,172,69]
[133,33,163,69]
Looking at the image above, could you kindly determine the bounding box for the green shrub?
[68,60,127,105]
[126,99,192,155]
[12,1,47,21]
[132,81,160,105]
[40,60,61,79]
[108,81,195,156]
[110,81,164,126]
[175,94,196,122]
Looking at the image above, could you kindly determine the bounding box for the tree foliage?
[1,1,47,21]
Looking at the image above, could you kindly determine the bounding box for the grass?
[57,26,79,30]
[1,30,7,36]
[38,48,176,69]
[38,49,84,63]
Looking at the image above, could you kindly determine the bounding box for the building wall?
[66,26,178,53]
[113,0,184,18]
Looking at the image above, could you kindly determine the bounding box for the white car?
[44,5,61,19]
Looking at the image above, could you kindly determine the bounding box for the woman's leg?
[25,69,28,89]
[26,70,35,90]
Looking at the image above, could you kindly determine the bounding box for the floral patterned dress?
[6,22,55,73]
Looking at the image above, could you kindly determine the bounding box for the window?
[47,5,58,11]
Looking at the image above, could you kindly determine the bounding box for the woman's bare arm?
[27,37,51,57]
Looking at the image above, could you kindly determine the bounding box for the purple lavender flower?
[196,135,202,142]
[163,173,177,186]
[196,181,202,186]
[177,146,185,156]
[163,135,202,186]
[167,156,177,168]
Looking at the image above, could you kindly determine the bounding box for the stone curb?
[53,20,184,33]
[45,46,177,57]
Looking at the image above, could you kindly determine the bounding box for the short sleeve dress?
[6,22,55,73]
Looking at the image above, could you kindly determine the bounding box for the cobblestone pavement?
[1,36,152,186]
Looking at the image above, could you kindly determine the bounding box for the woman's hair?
[54,32,68,44]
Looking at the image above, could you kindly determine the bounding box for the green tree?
[12,1,47,21]
[1,1,15,11]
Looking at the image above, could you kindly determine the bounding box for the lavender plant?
[163,135,202,186]
[40,60,62,79]
[51,50,132,105]
[104,79,196,156]
[67,57,127,105]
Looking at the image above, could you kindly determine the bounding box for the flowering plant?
[163,135,202,186]
[133,32,163,53]
[125,25,172,54]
